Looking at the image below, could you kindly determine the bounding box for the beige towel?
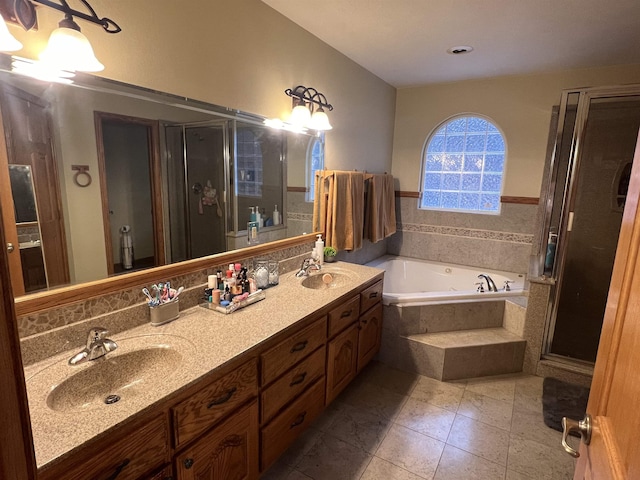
[365,173,396,243]
[383,174,397,238]
[313,170,365,251]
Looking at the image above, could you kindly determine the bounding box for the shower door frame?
[540,84,640,365]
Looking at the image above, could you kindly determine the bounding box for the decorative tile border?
[287,212,313,221]
[398,222,534,244]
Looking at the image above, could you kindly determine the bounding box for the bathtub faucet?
[477,274,498,293]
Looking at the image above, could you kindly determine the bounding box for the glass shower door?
[544,91,640,362]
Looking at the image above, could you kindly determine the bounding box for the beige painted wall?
[392,65,640,197]
[10,0,395,175]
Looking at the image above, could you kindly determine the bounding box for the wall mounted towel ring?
[72,165,92,187]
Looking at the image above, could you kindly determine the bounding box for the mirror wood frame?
[14,232,319,316]
[0,57,321,318]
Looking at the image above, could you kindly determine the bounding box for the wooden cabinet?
[260,379,326,471]
[172,359,258,448]
[326,279,384,404]
[326,323,359,404]
[175,401,259,480]
[261,345,326,424]
[40,414,170,480]
[261,316,326,385]
[360,280,383,313]
[144,465,174,480]
[37,274,383,480]
[357,302,383,372]
[328,294,360,337]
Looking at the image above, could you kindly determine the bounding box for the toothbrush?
[142,287,156,305]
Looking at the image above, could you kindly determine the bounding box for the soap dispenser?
[315,234,324,265]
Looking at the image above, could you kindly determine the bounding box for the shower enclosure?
[163,119,287,263]
[540,85,640,365]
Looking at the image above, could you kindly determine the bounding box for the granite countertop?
[23,261,384,471]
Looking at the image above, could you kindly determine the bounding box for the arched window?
[421,115,506,213]
[306,136,324,202]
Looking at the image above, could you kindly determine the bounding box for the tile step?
[405,327,524,349]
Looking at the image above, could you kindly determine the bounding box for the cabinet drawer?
[261,316,326,385]
[328,295,360,337]
[172,359,258,448]
[360,279,383,313]
[261,345,326,424]
[261,378,326,472]
[44,414,169,480]
[175,401,258,480]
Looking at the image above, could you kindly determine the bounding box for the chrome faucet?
[295,258,322,277]
[477,274,498,293]
[68,327,118,366]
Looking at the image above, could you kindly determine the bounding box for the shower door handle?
[561,414,591,458]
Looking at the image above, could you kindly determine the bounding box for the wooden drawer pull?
[105,458,130,480]
[289,372,308,387]
[340,310,353,318]
[368,292,378,298]
[290,340,308,353]
[290,411,307,428]
[207,386,237,408]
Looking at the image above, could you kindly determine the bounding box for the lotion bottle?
[315,234,324,265]
[273,205,280,225]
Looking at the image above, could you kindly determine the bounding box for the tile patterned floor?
[261,362,577,480]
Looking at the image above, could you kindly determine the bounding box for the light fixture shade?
[289,104,311,126]
[40,27,104,72]
[309,110,333,130]
[0,14,22,52]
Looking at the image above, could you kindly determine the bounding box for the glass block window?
[421,115,506,213]
[237,128,263,197]
[306,136,324,202]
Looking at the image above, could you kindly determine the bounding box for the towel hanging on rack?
[313,170,365,251]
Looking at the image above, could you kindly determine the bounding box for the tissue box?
[150,299,180,326]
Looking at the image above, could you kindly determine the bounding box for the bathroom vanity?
[24,262,383,480]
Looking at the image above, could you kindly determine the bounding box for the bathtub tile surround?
[380,298,527,380]
[262,361,576,480]
[390,198,536,273]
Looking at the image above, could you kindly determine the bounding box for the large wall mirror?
[0,55,321,308]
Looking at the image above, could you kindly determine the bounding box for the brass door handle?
[7,242,14,253]
[561,414,592,458]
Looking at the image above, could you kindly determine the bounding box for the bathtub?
[365,255,526,306]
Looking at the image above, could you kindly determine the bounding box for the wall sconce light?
[285,85,333,131]
[0,0,120,72]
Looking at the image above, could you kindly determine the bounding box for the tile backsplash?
[19,242,315,365]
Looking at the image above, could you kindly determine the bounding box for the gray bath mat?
[542,377,590,434]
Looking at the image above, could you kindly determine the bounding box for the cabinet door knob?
[184,458,194,469]
[207,387,237,408]
[290,340,308,353]
[6,243,14,253]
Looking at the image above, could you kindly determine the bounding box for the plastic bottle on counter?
[315,234,324,265]
[272,205,280,226]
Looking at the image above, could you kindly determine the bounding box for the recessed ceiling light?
[447,46,474,55]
